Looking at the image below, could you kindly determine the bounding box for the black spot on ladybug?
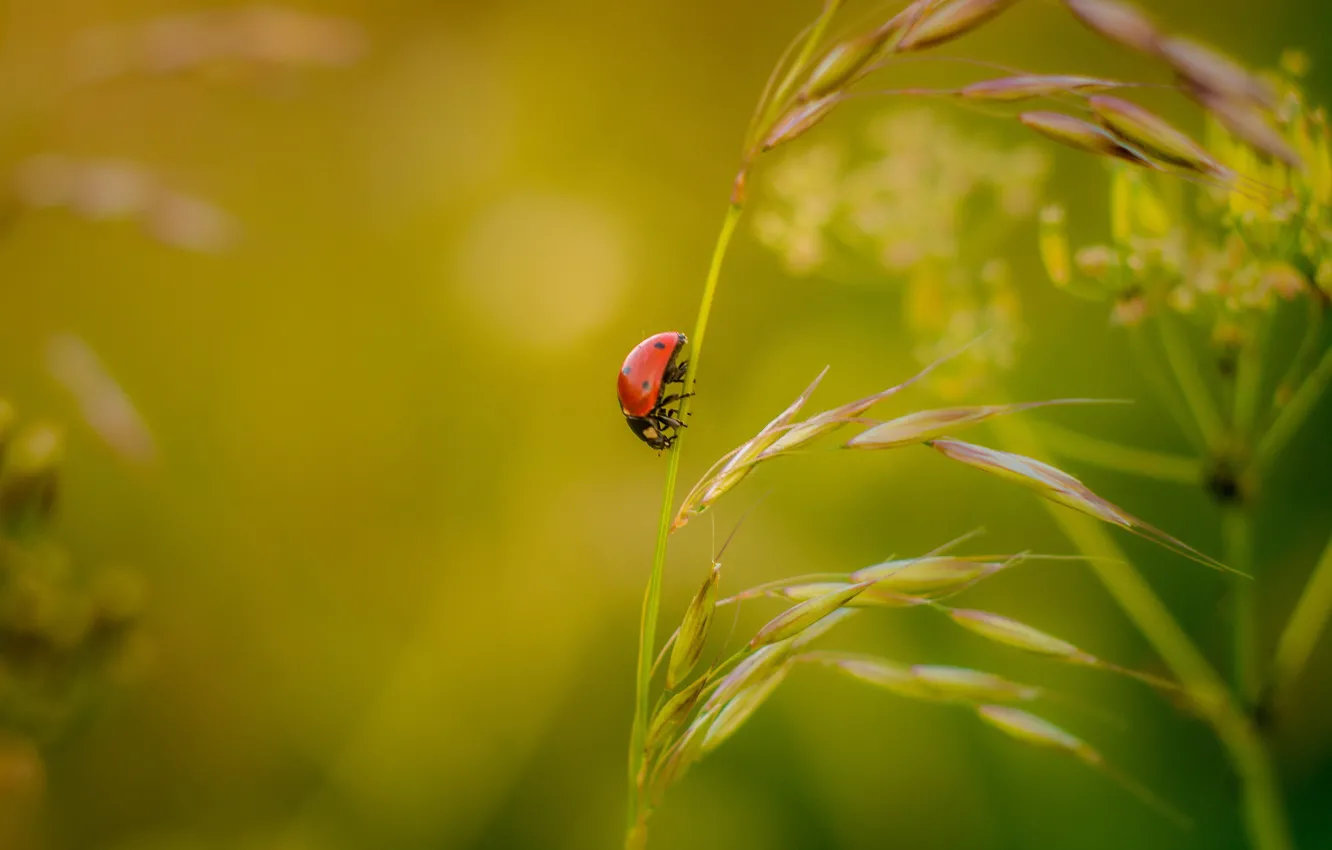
[654,341,666,349]
[641,380,650,390]
[622,367,631,375]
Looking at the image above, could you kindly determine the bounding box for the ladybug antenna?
[713,490,772,565]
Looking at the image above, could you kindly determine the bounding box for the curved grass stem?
[1224,509,1260,705]
[627,202,744,845]
[1255,344,1332,478]
[1272,529,1332,699]
[990,414,1291,850]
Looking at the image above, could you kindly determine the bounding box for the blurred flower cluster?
[1040,52,1332,378]
[0,401,147,747]
[753,109,1049,397]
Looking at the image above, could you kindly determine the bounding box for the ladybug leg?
[664,360,689,384]
[656,414,686,431]
[655,392,693,409]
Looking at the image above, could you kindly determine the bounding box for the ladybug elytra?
[617,331,691,450]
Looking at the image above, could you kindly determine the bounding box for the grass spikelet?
[946,607,1184,693]
[977,705,1191,828]
[762,96,841,152]
[851,555,1013,597]
[1088,95,1229,176]
[1019,111,1158,167]
[667,563,721,689]
[749,580,876,648]
[777,580,929,608]
[1195,89,1304,169]
[947,607,1092,662]
[895,0,1021,53]
[1159,37,1276,111]
[701,644,790,715]
[799,23,903,102]
[702,661,793,753]
[912,665,1043,703]
[1062,0,1160,55]
[925,439,1241,574]
[645,676,711,753]
[646,707,717,806]
[804,652,929,698]
[844,398,1117,450]
[957,74,1124,102]
[760,336,985,458]
[673,368,829,530]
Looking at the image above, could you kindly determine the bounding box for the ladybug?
[617,331,692,450]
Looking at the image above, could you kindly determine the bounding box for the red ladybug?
[618,331,691,450]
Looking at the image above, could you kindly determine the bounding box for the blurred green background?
[1,1,1331,848]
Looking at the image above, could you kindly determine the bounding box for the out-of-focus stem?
[1157,314,1226,452]
[990,415,1291,850]
[1255,345,1332,478]
[1272,529,1332,698]
[1224,509,1260,705]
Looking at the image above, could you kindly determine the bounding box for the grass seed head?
[1160,37,1276,111]
[896,0,1021,52]
[958,74,1121,102]
[646,675,712,752]
[703,662,792,753]
[976,704,1100,763]
[750,580,875,648]
[1089,95,1226,175]
[912,665,1042,703]
[810,652,929,698]
[948,608,1092,662]
[852,555,1008,597]
[1063,0,1160,54]
[762,96,840,152]
[799,27,899,102]
[667,564,721,689]
[845,399,1113,450]
[1195,89,1304,169]
[702,643,790,714]
[1019,111,1157,168]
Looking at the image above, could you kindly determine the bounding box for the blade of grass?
[628,203,743,840]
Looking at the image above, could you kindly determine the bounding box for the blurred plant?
[626,1,1320,849]
[1028,42,1332,842]
[2,5,363,252]
[0,400,148,825]
[753,110,1046,396]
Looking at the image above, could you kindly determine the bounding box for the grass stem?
[1271,529,1332,699]
[1224,509,1260,706]
[627,203,744,845]
[1255,344,1332,478]
[1157,314,1226,453]
[990,415,1291,850]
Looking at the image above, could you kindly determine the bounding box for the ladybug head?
[625,415,674,451]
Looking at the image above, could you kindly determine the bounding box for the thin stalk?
[990,415,1291,850]
[1272,529,1332,697]
[1273,296,1324,408]
[627,203,744,842]
[1224,509,1260,706]
[1030,420,1202,485]
[1157,314,1226,452]
[1128,325,1208,452]
[1233,324,1265,444]
[1255,344,1332,478]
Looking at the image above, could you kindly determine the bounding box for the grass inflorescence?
[625,2,1324,848]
